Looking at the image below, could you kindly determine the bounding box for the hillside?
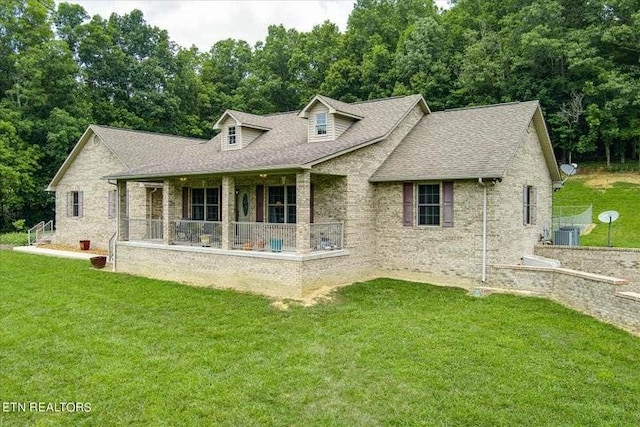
[553,168,640,248]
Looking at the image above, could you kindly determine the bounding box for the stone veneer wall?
[490,265,640,334]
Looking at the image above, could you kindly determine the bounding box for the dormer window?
[315,113,327,136]
[228,126,237,145]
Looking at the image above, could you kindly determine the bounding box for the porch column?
[162,179,176,245]
[296,170,311,255]
[117,180,128,241]
[221,176,235,250]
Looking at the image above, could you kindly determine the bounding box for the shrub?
[0,232,28,246]
[12,219,26,232]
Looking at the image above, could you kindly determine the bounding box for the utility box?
[554,226,580,246]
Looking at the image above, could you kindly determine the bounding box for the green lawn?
[1,251,639,426]
[553,172,640,247]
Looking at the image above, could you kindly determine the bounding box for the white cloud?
[57,0,450,51]
[59,0,354,51]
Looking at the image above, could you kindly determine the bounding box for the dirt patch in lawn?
[583,173,640,189]
[37,243,107,256]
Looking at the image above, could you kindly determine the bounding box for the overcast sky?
[57,1,450,52]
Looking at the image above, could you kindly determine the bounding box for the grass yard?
[1,251,640,426]
[554,168,640,247]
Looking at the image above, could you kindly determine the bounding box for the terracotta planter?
[90,256,107,269]
[79,240,91,250]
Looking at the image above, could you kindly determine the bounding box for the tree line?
[0,0,638,230]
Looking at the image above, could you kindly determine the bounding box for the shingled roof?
[47,125,208,190]
[213,110,273,131]
[370,101,561,182]
[103,94,428,180]
[49,94,559,188]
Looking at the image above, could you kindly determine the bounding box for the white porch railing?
[310,222,343,250]
[128,218,163,241]
[232,222,296,252]
[172,220,222,248]
[28,220,54,245]
[122,219,344,253]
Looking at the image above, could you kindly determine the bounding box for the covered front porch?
[116,170,346,255]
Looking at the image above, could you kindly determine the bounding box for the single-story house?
[47,94,561,298]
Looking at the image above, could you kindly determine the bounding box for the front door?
[236,187,251,222]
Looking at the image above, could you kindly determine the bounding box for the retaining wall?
[535,245,640,292]
[490,264,640,335]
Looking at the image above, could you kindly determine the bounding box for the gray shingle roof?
[214,110,273,130]
[92,125,209,169]
[104,94,427,180]
[370,101,556,182]
[314,95,365,119]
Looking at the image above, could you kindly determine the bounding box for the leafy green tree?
[0,107,40,231]
[394,16,454,108]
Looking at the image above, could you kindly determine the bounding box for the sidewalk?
[13,246,97,260]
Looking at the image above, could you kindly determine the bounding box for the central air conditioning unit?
[554,226,580,246]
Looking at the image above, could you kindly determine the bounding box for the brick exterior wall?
[373,120,553,285]
[54,134,145,249]
[56,104,558,303]
[116,242,367,298]
[374,180,482,284]
[490,121,553,264]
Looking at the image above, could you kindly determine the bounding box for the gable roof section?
[104,94,429,180]
[213,110,273,131]
[370,101,561,183]
[47,125,208,190]
[298,95,365,120]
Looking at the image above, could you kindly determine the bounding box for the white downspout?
[478,178,487,282]
[108,180,119,273]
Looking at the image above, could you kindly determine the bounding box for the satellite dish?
[597,210,619,247]
[598,210,619,223]
[560,164,577,176]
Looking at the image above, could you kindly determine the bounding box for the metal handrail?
[27,221,44,246]
[108,231,117,262]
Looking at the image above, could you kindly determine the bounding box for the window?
[523,185,536,225]
[417,184,440,226]
[107,190,116,219]
[268,186,296,223]
[191,188,220,221]
[315,113,327,136]
[228,126,237,145]
[403,182,453,228]
[66,191,83,218]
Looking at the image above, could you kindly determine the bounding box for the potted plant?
[90,256,107,269]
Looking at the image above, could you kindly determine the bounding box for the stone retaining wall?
[534,245,640,292]
[490,264,639,334]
